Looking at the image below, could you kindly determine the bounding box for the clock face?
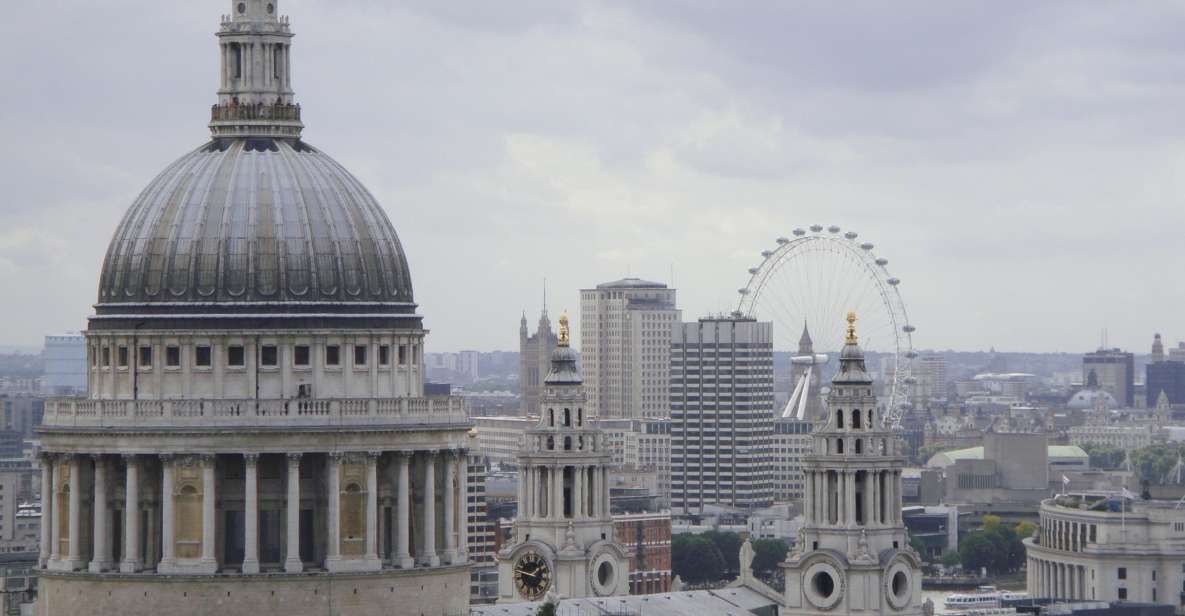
[514,551,552,600]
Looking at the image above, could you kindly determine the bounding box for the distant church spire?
[211,0,304,139]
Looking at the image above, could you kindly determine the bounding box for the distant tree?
[672,535,725,585]
[1079,443,1125,470]
[536,603,556,616]
[1131,444,1180,484]
[751,539,788,576]
[958,533,995,573]
[981,515,1002,530]
[703,531,743,575]
[940,550,962,568]
[1015,521,1038,539]
[910,537,929,561]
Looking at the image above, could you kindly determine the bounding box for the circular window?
[892,571,907,597]
[803,562,844,610]
[267,3,275,14]
[598,561,613,586]
[884,562,913,609]
[812,571,835,599]
[237,2,246,14]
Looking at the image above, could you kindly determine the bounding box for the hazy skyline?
[1,1,1182,353]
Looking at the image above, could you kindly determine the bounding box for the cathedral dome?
[96,138,413,307]
[91,0,416,330]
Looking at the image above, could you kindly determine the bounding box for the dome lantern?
[211,0,303,139]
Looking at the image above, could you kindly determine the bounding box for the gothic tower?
[782,313,923,616]
[498,314,629,602]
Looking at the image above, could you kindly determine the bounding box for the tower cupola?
[211,0,302,139]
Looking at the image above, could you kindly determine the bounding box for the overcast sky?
[1,1,1183,354]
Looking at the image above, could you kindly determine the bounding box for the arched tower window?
[852,410,862,430]
[563,408,571,427]
[577,408,583,426]
[836,410,844,429]
[231,43,242,79]
[855,439,863,454]
[837,438,845,454]
[867,409,874,429]
[548,409,554,427]
[564,436,572,451]
[547,436,555,450]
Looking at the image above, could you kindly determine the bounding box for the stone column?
[325,453,342,568]
[65,454,83,570]
[242,453,260,574]
[442,451,457,564]
[847,470,857,526]
[394,452,413,568]
[160,455,175,570]
[894,470,903,523]
[120,455,140,573]
[458,450,469,561]
[364,451,380,569]
[284,453,303,573]
[200,455,217,571]
[89,455,113,572]
[420,451,439,566]
[552,464,561,516]
[38,454,52,568]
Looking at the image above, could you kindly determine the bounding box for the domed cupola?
[92,0,415,331]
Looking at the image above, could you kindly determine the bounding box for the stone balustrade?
[42,396,467,429]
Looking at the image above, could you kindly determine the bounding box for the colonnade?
[1029,557,1089,601]
[519,464,609,520]
[39,449,468,575]
[804,468,902,527]
[1042,517,1095,553]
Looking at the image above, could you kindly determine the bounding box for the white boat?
[944,586,1028,611]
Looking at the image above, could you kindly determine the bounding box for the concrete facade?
[579,279,679,420]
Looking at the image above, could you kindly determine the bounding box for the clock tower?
[782,313,923,616]
[497,314,630,602]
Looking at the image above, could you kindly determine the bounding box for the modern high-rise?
[41,335,86,396]
[35,3,472,615]
[912,355,947,402]
[1083,348,1135,408]
[519,309,557,416]
[670,316,774,515]
[580,278,680,420]
[774,418,814,504]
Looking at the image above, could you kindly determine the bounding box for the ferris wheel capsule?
[887,277,900,286]
[738,288,750,295]
[904,377,918,385]
[875,258,888,266]
[905,350,918,359]
[809,224,823,232]
[844,231,858,240]
[903,324,915,333]
[761,250,773,258]
[793,228,806,236]
[860,243,874,251]
[748,267,759,275]
[827,225,841,234]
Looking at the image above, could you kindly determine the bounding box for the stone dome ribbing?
[96,138,413,308]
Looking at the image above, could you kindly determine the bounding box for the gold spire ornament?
[845,311,858,344]
[558,312,570,347]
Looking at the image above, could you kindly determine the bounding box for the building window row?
[94,341,419,370]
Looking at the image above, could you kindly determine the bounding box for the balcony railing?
[42,396,468,429]
[210,103,302,123]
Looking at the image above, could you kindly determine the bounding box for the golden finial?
[558,312,570,347]
[845,311,858,344]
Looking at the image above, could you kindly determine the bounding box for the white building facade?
[1025,494,1185,612]
[580,279,679,420]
